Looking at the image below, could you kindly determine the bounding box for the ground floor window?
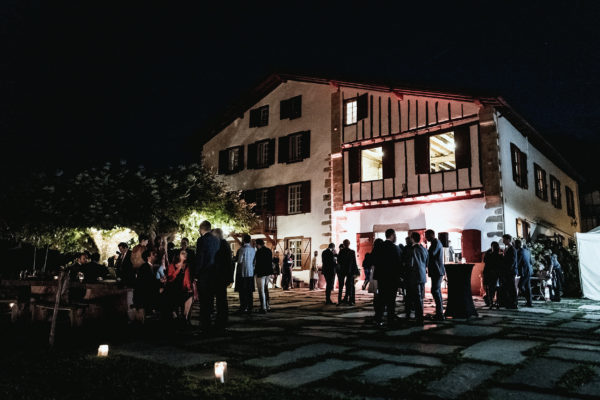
[516,218,530,241]
[288,239,303,269]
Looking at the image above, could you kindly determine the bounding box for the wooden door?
[356,232,374,279]
[461,229,482,262]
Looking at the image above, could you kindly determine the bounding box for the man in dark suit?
[321,243,337,304]
[515,239,533,307]
[425,229,446,320]
[406,231,428,325]
[194,220,221,330]
[501,234,518,309]
[213,228,234,327]
[337,239,358,305]
[373,229,403,325]
[116,242,134,286]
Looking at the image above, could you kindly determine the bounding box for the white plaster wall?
[202,81,333,253]
[497,114,581,239]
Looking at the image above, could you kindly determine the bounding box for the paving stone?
[488,388,573,400]
[469,317,504,325]
[263,359,366,388]
[544,311,577,320]
[557,320,600,330]
[114,345,221,368]
[576,366,600,396]
[227,326,285,333]
[244,343,349,368]
[427,363,499,399]
[461,339,541,365]
[518,307,554,314]
[503,358,577,388]
[350,349,443,367]
[550,342,600,352]
[354,339,461,355]
[435,324,502,337]
[338,311,375,318]
[385,324,440,337]
[546,348,600,364]
[299,331,356,339]
[582,313,600,320]
[359,363,423,384]
[579,305,600,311]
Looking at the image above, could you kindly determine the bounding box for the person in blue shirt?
[236,234,256,313]
[515,239,533,307]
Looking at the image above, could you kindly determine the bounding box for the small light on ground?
[214,361,227,383]
[97,345,109,357]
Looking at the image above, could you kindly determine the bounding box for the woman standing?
[272,251,281,289]
[310,250,319,290]
[281,249,294,290]
[483,241,503,309]
[166,249,193,320]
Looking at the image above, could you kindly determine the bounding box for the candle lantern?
[214,361,227,383]
[97,345,109,357]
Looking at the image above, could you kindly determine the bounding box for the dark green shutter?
[454,125,472,169]
[218,150,227,174]
[280,99,290,119]
[291,95,302,119]
[247,143,257,169]
[237,145,245,172]
[267,139,276,165]
[301,181,311,213]
[357,93,368,120]
[382,141,395,179]
[520,152,528,189]
[249,109,258,127]
[274,185,288,215]
[278,136,289,163]
[414,135,430,174]
[348,148,360,183]
[301,131,311,160]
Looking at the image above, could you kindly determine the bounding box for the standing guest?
[321,243,337,304]
[373,229,402,325]
[369,238,384,314]
[310,250,319,290]
[68,252,89,282]
[515,240,533,307]
[448,240,455,262]
[166,249,193,320]
[338,239,358,305]
[272,251,281,289]
[550,253,564,300]
[236,234,256,313]
[180,237,195,261]
[82,253,108,282]
[399,236,414,303]
[133,250,159,319]
[362,251,374,291]
[213,229,234,326]
[425,229,445,320]
[254,239,273,313]
[501,234,518,309]
[405,232,428,325]
[483,241,503,309]
[194,220,221,330]
[116,242,134,286]
[154,236,169,269]
[281,249,294,290]
[131,235,150,269]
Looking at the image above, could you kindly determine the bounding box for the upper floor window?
[278,131,310,164]
[249,105,269,128]
[257,140,269,167]
[550,175,562,209]
[218,145,244,174]
[516,218,530,241]
[280,95,302,120]
[344,93,368,126]
[566,186,576,218]
[510,143,528,189]
[361,147,383,181]
[256,188,270,212]
[288,183,302,214]
[348,142,395,183]
[429,131,456,172]
[534,164,548,201]
[247,139,275,169]
[414,125,471,174]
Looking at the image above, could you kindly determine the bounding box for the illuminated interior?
[346,99,357,125]
[429,131,456,172]
[361,147,383,181]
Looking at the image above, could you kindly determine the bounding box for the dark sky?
[2,1,600,182]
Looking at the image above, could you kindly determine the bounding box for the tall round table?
[444,263,478,319]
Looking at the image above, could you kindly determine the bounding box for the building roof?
[200,72,582,182]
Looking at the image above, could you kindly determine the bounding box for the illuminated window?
[256,140,269,167]
[288,239,302,269]
[228,147,240,172]
[534,164,548,201]
[516,218,530,240]
[429,132,456,172]
[361,147,383,181]
[345,99,357,125]
[288,183,302,214]
[550,175,561,208]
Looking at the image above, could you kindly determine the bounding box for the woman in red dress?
[166,249,193,320]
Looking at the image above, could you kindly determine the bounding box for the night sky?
[2,2,600,183]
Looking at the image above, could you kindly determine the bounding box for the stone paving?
[114,287,600,399]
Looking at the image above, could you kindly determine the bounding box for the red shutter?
[218,150,227,174]
[414,135,430,174]
[278,136,289,163]
[247,143,257,169]
[301,181,311,213]
[348,148,360,183]
[382,141,395,179]
[274,185,288,215]
[267,139,276,166]
[461,229,482,262]
[301,131,311,160]
[267,187,276,213]
[454,125,471,169]
[357,93,368,120]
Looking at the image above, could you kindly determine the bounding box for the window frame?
[226,146,242,173]
[428,131,457,173]
[566,186,576,218]
[360,146,384,182]
[287,183,302,215]
[255,139,270,168]
[287,238,303,269]
[534,163,548,201]
[288,132,303,163]
[344,98,358,126]
[510,143,528,189]
[249,105,269,128]
[550,175,562,209]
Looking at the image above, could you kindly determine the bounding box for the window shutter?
[301,181,311,213]
[249,109,258,127]
[520,152,528,189]
[267,139,276,166]
[357,93,368,120]
[280,99,290,119]
[414,135,430,174]
[245,189,257,209]
[267,187,276,213]
[291,95,302,119]
[218,150,227,174]
[510,143,518,184]
[301,131,311,160]
[348,148,360,183]
[247,143,257,169]
[382,141,395,179]
[274,185,288,215]
[278,136,289,163]
[454,125,472,169]
[237,145,245,172]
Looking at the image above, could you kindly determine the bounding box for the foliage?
[527,236,581,297]
[0,162,256,254]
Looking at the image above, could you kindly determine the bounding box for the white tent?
[576,226,600,301]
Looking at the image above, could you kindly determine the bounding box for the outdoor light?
[9,303,15,309]
[97,345,109,357]
[53,275,58,280]
[214,361,227,383]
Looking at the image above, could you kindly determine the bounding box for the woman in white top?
[310,250,319,290]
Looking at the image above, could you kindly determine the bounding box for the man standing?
[406,232,428,325]
[180,237,195,262]
[337,240,358,305]
[373,229,403,325]
[194,220,221,330]
[116,242,134,286]
[425,229,446,320]
[321,243,336,304]
[236,234,256,313]
[131,235,150,269]
[501,234,518,309]
[254,239,273,313]
[515,239,533,307]
[213,228,234,327]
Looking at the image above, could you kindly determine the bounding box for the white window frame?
[289,133,303,162]
[345,99,357,125]
[288,183,302,214]
[288,239,302,269]
[228,147,239,172]
[257,141,269,167]
[429,131,456,172]
[360,147,383,182]
[256,188,269,211]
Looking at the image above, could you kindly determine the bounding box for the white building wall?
[497,114,581,239]
[202,81,333,261]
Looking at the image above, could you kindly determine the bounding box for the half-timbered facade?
[201,73,581,284]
